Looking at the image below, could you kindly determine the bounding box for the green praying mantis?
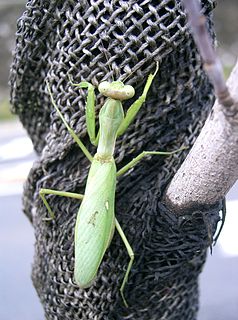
[39,62,183,307]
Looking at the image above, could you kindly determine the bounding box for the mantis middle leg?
[39,188,84,220]
[117,149,184,177]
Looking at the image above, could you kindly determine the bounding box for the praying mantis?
[39,62,183,306]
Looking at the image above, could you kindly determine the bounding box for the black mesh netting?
[10,0,225,319]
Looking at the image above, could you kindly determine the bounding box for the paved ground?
[0,194,44,320]
[198,198,238,320]
[0,120,238,319]
[0,121,44,320]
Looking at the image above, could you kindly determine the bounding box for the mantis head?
[98,81,135,101]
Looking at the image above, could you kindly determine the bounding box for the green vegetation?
[0,98,16,121]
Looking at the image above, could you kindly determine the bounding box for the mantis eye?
[123,85,135,99]
[98,81,110,93]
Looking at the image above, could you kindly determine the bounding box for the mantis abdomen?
[74,158,116,288]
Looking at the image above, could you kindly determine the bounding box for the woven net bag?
[10,0,223,319]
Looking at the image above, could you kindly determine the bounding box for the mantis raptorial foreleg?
[46,81,93,162]
[69,78,97,146]
[39,188,84,220]
[115,218,134,308]
[116,62,159,137]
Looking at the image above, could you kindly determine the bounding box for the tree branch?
[165,61,238,213]
[181,0,234,107]
[164,0,238,213]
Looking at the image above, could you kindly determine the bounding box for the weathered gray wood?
[165,60,238,213]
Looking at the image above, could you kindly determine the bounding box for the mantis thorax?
[97,98,124,159]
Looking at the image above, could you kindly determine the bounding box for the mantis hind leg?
[39,188,84,220]
[115,218,134,307]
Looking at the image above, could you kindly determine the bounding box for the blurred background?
[0,1,237,319]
